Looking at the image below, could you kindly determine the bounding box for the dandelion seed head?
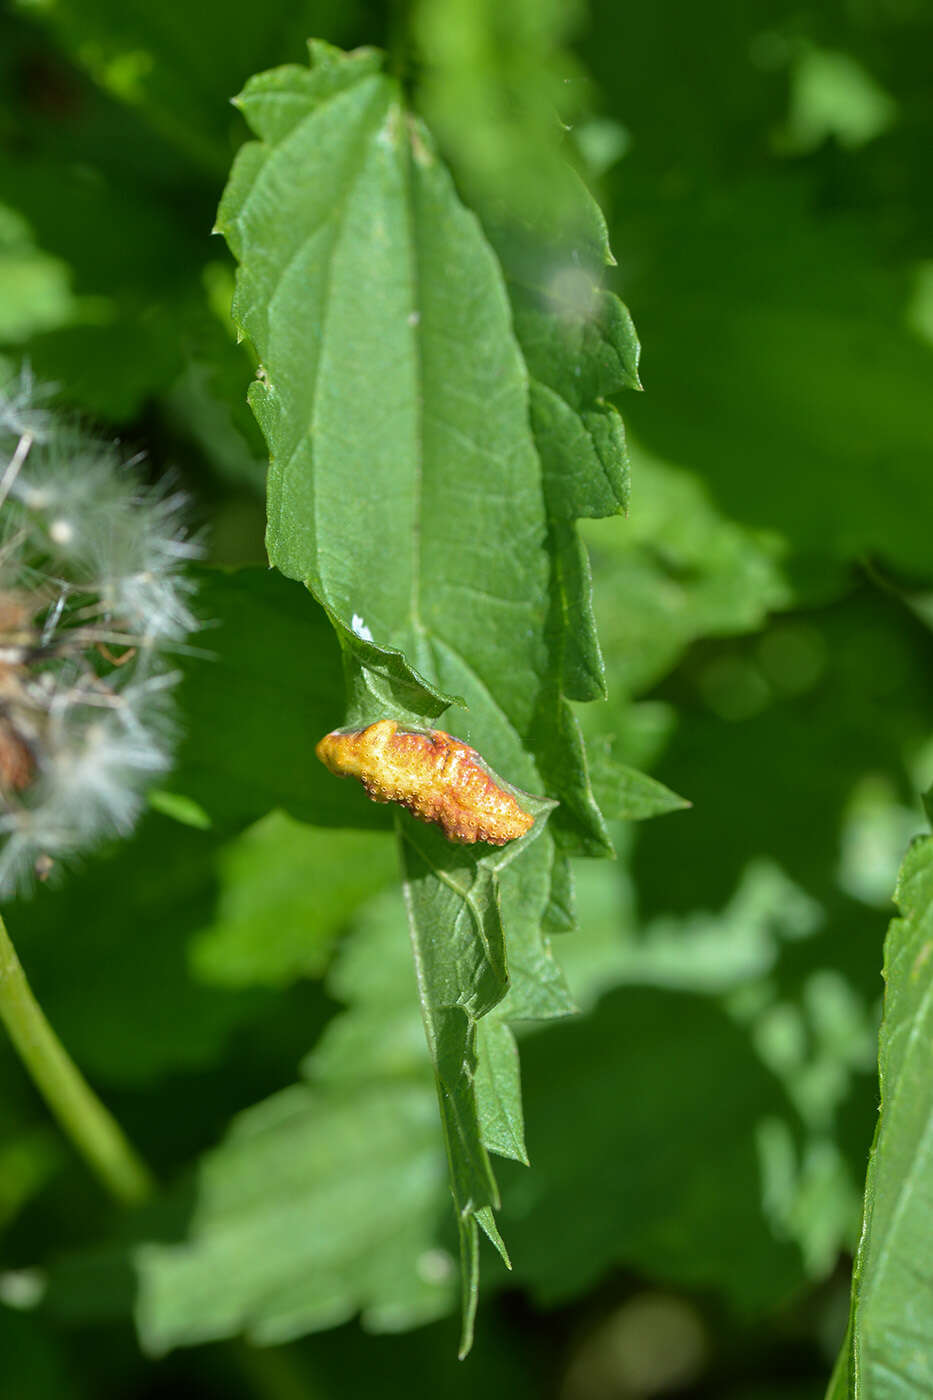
[0,370,200,897]
[0,365,57,448]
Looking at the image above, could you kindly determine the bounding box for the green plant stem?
[0,910,154,1206]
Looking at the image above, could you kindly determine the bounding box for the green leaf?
[588,740,691,821]
[331,611,460,726]
[217,40,552,725]
[216,38,647,1338]
[489,184,644,858]
[828,833,933,1396]
[475,1018,528,1167]
[188,813,397,988]
[0,203,77,343]
[397,824,507,1228]
[397,799,557,1354]
[135,1078,452,1353]
[146,790,212,830]
[498,982,807,1314]
[302,890,428,1089]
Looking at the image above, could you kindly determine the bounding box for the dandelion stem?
[0,910,154,1206]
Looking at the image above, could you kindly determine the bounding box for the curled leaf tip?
[315,719,535,846]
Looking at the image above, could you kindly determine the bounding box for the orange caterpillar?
[315,719,534,846]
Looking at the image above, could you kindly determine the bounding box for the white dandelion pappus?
[0,371,200,895]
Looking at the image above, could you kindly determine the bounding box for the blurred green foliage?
[1,0,932,1395]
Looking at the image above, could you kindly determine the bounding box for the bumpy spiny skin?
[315,719,534,845]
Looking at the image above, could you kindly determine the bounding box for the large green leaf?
[218,42,551,717]
[135,1078,451,1351]
[215,38,643,1342]
[498,984,807,1313]
[188,812,396,988]
[827,833,933,1397]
